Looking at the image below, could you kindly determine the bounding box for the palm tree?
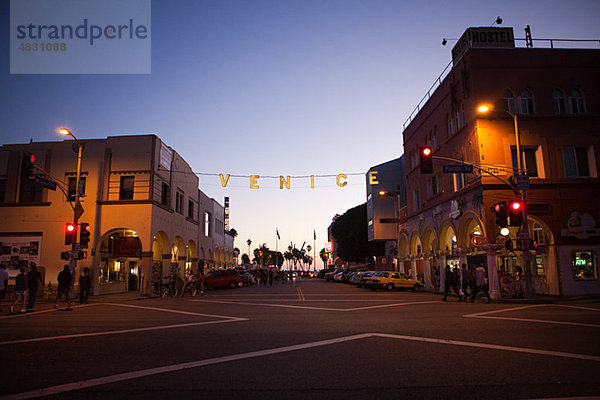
[306,245,312,271]
[247,239,252,258]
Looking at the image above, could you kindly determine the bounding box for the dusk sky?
[2,0,599,260]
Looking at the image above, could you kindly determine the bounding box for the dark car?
[238,270,254,286]
[325,268,343,281]
[203,269,243,289]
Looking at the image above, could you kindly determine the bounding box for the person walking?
[55,265,72,310]
[10,267,28,314]
[460,264,470,302]
[26,263,44,311]
[471,264,492,303]
[0,264,8,313]
[442,265,462,301]
[79,267,92,304]
[514,265,523,298]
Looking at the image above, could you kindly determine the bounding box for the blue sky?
[2,0,599,261]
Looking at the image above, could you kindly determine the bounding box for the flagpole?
[313,229,316,272]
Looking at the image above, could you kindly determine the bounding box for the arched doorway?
[98,228,142,294]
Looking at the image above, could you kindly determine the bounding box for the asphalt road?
[2,278,600,399]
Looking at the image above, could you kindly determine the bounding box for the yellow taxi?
[363,271,423,292]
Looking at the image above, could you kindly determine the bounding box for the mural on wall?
[0,235,42,277]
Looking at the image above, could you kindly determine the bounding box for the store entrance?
[128,261,139,291]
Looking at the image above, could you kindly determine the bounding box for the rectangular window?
[119,176,134,200]
[188,199,194,219]
[412,189,420,212]
[563,146,590,177]
[175,189,184,214]
[453,173,465,191]
[19,177,43,202]
[68,177,86,202]
[160,183,169,206]
[204,212,211,237]
[571,251,597,280]
[0,179,5,203]
[427,175,442,198]
[511,146,539,177]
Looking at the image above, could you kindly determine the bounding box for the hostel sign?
[452,27,515,65]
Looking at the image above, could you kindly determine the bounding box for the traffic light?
[78,250,88,260]
[60,251,70,260]
[419,146,433,174]
[22,153,35,177]
[65,223,77,245]
[505,238,513,251]
[80,223,91,247]
[508,200,524,226]
[492,201,508,228]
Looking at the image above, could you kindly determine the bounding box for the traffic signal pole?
[68,141,83,286]
[512,113,535,298]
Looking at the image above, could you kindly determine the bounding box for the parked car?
[203,269,243,289]
[325,268,343,281]
[362,271,423,292]
[349,270,370,285]
[356,271,376,287]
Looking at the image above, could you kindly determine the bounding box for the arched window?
[503,90,516,114]
[553,89,566,114]
[570,89,586,114]
[519,90,535,115]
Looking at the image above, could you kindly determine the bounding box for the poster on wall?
[0,235,42,277]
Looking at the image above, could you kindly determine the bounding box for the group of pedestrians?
[442,263,491,303]
[0,262,93,314]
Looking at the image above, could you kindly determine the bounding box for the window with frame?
[68,177,86,202]
[503,90,516,114]
[188,199,195,220]
[571,250,597,280]
[119,176,134,200]
[204,212,211,237]
[518,90,534,115]
[175,189,184,214]
[160,182,170,207]
[511,146,539,177]
[569,89,586,114]
[412,189,420,212]
[562,146,591,177]
[427,175,442,198]
[553,89,567,114]
[19,177,43,202]
[453,173,465,191]
[0,179,6,203]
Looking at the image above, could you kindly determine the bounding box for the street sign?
[34,176,57,191]
[443,164,473,174]
[74,202,85,220]
[516,174,530,190]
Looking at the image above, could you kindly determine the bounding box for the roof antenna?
[492,16,503,26]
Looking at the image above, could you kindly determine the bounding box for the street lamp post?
[59,128,83,284]
[379,190,401,273]
[477,106,535,298]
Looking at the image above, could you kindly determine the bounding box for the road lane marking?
[464,304,600,328]
[4,332,599,399]
[0,303,248,346]
[0,319,245,346]
[193,299,439,311]
[296,287,305,301]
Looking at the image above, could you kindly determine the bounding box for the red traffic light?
[494,204,502,212]
[29,154,35,163]
[510,201,522,211]
[422,147,432,156]
[66,223,75,232]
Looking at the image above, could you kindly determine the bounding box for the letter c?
[336,174,347,187]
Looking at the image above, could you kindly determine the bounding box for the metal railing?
[402,38,600,132]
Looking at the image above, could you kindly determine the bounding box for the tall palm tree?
[247,239,252,258]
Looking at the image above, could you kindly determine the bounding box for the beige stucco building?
[0,134,235,296]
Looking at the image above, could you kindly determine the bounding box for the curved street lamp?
[477,105,535,298]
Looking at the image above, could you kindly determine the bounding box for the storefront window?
[98,260,125,284]
[572,251,597,280]
[535,255,544,276]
